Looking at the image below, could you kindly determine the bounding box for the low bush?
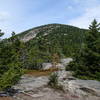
[48,72,58,87]
[48,72,64,91]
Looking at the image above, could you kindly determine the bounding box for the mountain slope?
[17,24,87,56]
[11,24,88,69]
[17,24,86,42]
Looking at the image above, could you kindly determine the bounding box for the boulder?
[61,58,73,66]
[0,91,9,97]
[42,58,73,70]
[42,63,52,70]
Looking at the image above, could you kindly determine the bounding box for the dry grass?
[0,97,13,100]
[24,68,59,77]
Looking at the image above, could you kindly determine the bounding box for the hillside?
[17,24,86,42]
[1,24,87,70]
[17,24,87,57]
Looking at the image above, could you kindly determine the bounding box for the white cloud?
[0,11,10,22]
[69,6,100,29]
[67,6,73,10]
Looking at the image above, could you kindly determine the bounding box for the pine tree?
[67,19,100,80]
[0,33,23,90]
[83,19,100,79]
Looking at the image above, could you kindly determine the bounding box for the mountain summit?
[16,24,87,57]
[17,24,86,42]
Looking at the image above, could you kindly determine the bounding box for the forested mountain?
[18,24,87,56]
[1,24,88,71]
[11,24,87,69]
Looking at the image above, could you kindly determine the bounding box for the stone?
[13,75,49,91]
[42,63,52,70]
[61,58,73,66]
[60,80,100,97]
[0,91,9,97]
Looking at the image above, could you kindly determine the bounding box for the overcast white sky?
[0,0,100,38]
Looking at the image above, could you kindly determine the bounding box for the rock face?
[20,24,61,42]
[21,29,40,42]
[13,72,100,100]
[42,58,73,70]
[56,70,100,98]
[66,80,100,97]
[13,75,49,91]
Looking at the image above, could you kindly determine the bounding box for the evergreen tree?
[83,19,100,64]
[67,19,100,80]
[0,32,23,91]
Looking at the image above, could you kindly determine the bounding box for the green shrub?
[48,72,58,87]
[48,72,64,91]
[0,64,22,91]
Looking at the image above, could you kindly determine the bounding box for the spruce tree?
[0,33,23,91]
[67,19,100,80]
[84,19,100,79]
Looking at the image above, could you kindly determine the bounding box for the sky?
[0,0,100,38]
